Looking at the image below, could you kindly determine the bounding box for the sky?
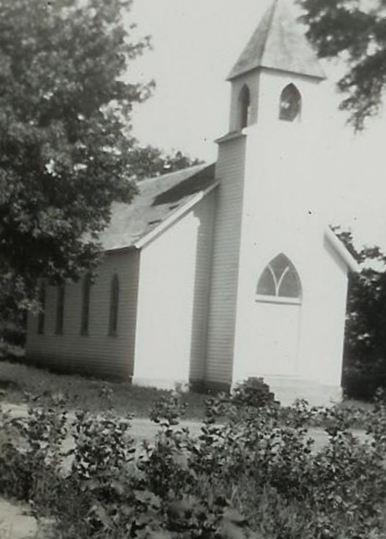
[127,0,386,251]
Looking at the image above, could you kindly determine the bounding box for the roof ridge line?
[260,0,278,65]
[138,162,208,185]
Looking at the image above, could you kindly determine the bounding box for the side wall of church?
[132,192,216,389]
[205,135,247,389]
[26,250,140,380]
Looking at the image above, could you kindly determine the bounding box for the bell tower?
[227,0,325,132]
[205,0,342,404]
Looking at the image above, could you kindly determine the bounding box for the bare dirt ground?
[0,499,37,539]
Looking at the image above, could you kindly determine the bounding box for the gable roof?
[228,0,325,81]
[99,163,218,252]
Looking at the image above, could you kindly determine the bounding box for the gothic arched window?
[257,254,302,300]
[55,284,65,335]
[108,274,119,336]
[81,274,92,336]
[279,83,302,122]
[239,84,251,129]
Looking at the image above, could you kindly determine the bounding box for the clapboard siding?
[26,250,140,380]
[133,193,216,388]
[188,193,216,382]
[205,135,246,385]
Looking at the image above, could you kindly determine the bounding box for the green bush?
[231,377,278,408]
[0,383,385,538]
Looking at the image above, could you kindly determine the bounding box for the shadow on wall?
[187,195,217,389]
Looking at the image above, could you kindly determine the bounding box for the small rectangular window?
[109,274,119,336]
[55,285,65,335]
[81,274,92,336]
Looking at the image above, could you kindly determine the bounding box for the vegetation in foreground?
[0,378,385,539]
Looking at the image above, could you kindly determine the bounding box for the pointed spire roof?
[228,0,325,81]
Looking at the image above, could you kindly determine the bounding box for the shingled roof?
[99,163,217,251]
[228,0,325,81]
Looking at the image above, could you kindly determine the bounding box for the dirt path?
[0,499,37,539]
[1,401,367,449]
[1,402,202,441]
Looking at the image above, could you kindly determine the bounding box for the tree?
[300,0,386,130]
[129,146,202,181]
[0,0,153,323]
[335,228,386,398]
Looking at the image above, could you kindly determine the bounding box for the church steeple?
[228,0,325,81]
[226,0,326,132]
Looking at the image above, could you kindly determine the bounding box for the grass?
[0,357,374,425]
[0,359,208,419]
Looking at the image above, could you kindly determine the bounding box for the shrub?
[231,377,277,408]
[0,385,385,538]
[0,396,68,506]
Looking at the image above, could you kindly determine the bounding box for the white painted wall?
[232,218,349,404]
[205,135,247,388]
[229,69,350,405]
[229,71,260,131]
[26,250,140,380]
[132,193,216,389]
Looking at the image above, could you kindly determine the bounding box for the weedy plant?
[0,379,385,538]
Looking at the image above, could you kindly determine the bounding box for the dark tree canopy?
[0,0,200,325]
[300,0,386,129]
[335,228,386,398]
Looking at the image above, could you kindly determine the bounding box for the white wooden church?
[26,0,358,405]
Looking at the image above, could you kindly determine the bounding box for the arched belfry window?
[257,254,302,301]
[279,83,302,122]
[81,274,92,336]
[239,84,251,129]
[108,274,119,336]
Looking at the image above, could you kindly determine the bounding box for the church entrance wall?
[253,300,301,376]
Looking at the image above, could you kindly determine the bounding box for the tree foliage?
[300,0,386,129]
[0,0,151,320]
[335,228,386,398]
[0,0,201,326]
[129,147,202,182]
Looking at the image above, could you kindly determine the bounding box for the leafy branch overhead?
[0,0,199,323]
[300,0,386,129]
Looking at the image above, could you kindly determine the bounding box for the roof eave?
[103,245,138,255]
[133,180,220,250]
[325,227,359,273]
[227,64,326,82]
